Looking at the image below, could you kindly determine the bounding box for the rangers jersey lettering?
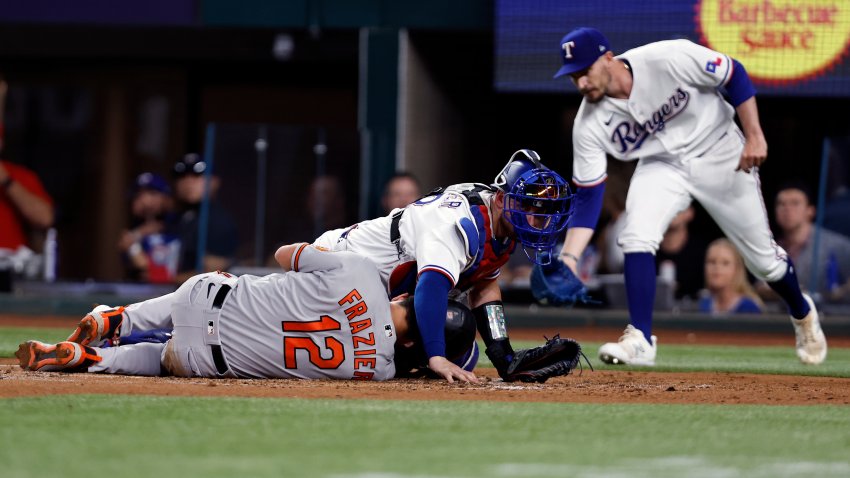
[573,39,735,187]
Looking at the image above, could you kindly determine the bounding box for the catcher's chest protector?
[456,188,516,291]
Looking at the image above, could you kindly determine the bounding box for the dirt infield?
[2,316,849,406]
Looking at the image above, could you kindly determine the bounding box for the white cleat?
[792,294,827,365]
[598,324,657,366]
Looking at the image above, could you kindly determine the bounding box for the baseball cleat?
[598,324,657,366]
[67,305,125,347]
[791,294,827,365]
[15,341,85,371]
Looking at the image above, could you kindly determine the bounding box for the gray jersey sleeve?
[291,243,355,273]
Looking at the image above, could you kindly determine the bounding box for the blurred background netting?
[207,123,360,268]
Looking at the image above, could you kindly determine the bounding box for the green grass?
[0,327,70,357]
[3,327,849,377]
[1,395,849,478]
[507,340,850,378]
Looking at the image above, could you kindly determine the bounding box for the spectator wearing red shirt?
[0,160,54,251]
[0,76,54,250]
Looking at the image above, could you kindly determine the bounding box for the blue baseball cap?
[553,27,611,79]
[133,172,171,195]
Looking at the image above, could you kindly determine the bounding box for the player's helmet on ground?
[394,299,479,377]
[493,149,573,265]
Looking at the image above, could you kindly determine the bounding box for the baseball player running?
[535,27,827,366]
[16,244,476,381]
[307,150,581,382]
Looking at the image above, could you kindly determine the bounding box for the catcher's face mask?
[503,169,573,265]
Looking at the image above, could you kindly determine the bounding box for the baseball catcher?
[307,149,582,383]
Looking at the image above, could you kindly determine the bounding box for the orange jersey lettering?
[353,357,377,369]
[349,318,372,335]
[352,333,375,349]
[338,289,362,306]
[344,301,369,320]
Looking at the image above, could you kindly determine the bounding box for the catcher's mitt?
[530,260,593,307]
[503,335,591,383]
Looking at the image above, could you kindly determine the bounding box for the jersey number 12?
[281,315,345,370]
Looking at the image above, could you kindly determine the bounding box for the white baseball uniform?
[312,183,515,296]
[88,246,396,380]
[572,39,787,282]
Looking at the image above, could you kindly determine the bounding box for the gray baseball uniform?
[88,245,396,380]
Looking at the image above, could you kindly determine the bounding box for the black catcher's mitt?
[503,335,590,383]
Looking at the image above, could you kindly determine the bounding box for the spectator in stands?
[699,238,764,314]
[381,172,422,214]
[774,181,850,301]
[172,153,239,283]
[307,174,349,239]
[117,172,179,283]
[0,75,55,253]
[656,206,709,301]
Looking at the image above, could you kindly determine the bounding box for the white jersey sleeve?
[666,40,732,89]
[572,101,610,187]
[400,190,479,286]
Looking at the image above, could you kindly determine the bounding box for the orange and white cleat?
[67,305,126,347]
[15,341,100,372]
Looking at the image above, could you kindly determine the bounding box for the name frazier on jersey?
[338,288,381,380]
[610,87,689,154]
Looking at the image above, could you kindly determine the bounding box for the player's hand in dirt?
[428,356,479,383]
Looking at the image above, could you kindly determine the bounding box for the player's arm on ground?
[415,270,479,384]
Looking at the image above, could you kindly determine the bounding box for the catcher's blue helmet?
[493,149,573,265]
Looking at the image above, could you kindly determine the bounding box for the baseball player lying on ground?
[16,244,583,382]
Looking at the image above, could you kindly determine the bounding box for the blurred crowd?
[1,68,849,314]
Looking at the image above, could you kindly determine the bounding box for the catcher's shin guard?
[15,341,101,372]
[67,305,125,347]
[473,301,516,378]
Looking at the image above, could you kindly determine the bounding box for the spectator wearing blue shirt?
[699,238,764,315]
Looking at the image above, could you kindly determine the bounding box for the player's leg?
[16,341,101,372]
[66,273,213,347]
[87,342,167,375]
[162,272,240,378]
[691,132,826,364]
[17,340,165,375]
[601,159,692,365]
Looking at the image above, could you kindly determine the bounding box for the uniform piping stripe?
[721,54,733,86]
[293,243,308,272]
[418,265,457,286]
[573,173,608,188]
[753,170,786,262]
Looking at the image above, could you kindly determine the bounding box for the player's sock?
[624,252,656,342]
[767,258,810,319]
